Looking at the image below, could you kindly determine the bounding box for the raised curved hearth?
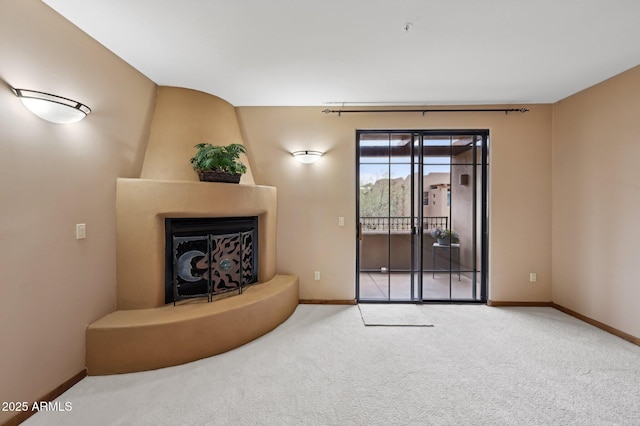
[86,275,298,375]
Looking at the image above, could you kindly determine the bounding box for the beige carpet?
[24,305,640,425]
[358,303,433,326]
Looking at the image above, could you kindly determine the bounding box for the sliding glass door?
[356,130,488,303]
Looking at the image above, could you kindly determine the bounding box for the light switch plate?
[76,223,86,239]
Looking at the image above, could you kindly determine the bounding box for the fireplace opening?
[165,217,258,304]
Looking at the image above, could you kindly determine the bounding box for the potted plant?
[189,143,248,183]
[431,228,459,245]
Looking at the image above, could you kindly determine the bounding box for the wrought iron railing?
[361,216,448,232]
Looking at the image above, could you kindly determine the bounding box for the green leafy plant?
[430,228,459,243]
[189,143,248,175]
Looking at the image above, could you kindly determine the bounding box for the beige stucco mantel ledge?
[86,274,299,375]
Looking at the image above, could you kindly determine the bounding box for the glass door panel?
[358,132,394,301]
[357,130,488,303]
[388,134,413,301]
[412,134,422,301]
[449,136,477,300]
[422,134,453,301]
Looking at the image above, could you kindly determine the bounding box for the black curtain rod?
[322,107,529,116]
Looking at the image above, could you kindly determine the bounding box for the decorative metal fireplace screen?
[165,217,258,304]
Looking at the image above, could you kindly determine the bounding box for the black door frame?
[356,129,489,304]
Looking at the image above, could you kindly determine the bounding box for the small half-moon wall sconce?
[12,88,91,124]
[292,150,324,164]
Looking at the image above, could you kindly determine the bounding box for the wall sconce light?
[292,150,323,164]
[12,88,91,124]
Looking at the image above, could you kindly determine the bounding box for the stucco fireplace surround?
[114,178,278,310]
[85,87,299,375]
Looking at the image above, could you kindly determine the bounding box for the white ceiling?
[43,0,640,106]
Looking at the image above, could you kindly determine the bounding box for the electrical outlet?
[338,216,345,227]
[314,271,320,281]
[529,272,537,282]
[76,223,86,239]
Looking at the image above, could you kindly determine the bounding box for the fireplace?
[165,217,258,304]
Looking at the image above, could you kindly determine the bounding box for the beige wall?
[237,106,553,302]
[3,0,636,417]
[0,1,156,422]
[360,233,413,271]
[552,65,640,338]
[422,172,451,219]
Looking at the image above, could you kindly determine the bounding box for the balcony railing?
[361,216,448,232]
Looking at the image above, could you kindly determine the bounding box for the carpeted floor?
[25,305,640,425]
[358,303,433,326]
